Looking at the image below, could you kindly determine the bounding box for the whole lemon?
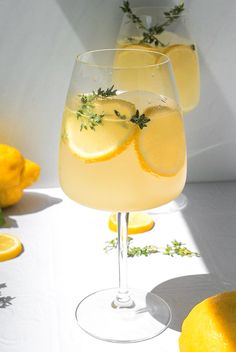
[179,291,236,352]
[0,144,40,208]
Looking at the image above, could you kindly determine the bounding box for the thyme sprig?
[76,86,117,131]
[0,208,5,227]
[76,86,151,131]
[104,237,199,258]
[130,110,150,129]
[121,1,185,47]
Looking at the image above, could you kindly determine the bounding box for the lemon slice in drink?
[115,44,156,67]
[163,44,199,112]
[64,98,137,162]
[0,233,23,261]
[108,212,155,234]
[135,106,186,176]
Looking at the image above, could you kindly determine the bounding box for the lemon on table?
[0,233,23,261]
[108,212,155,234]
[64,98,137,163]
[135,106,186,176]
[179,291,236,352]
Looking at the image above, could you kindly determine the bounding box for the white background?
[0,0,236,186]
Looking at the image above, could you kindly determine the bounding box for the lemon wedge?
[64,98,137,162]
[0,233,23,261]
[163,44,200,112]
[108,212,155,234]
[135,106,186,176]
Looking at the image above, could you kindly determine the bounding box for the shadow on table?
[151,182,236,332]
[151,273,236,332]
[0,283,15,309]
[2,192,62,228]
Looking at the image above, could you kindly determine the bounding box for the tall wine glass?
[117,3,200,211]
[59,48,187,343]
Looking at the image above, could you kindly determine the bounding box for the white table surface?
[1,182,236,352]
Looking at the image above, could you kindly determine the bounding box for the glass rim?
[76,48,170,69]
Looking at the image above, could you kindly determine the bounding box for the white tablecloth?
[1,182,236,352]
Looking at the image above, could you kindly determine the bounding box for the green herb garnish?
[0,208,5,227]
[114,109,150,129]
[130,110,151,129]
[77,86,151,131]
[120,1,185,47]
[76,85,117,131]
[104,237,199,258]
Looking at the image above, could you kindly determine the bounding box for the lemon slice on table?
[0,233,23,261]
[108,212,155,234]
[135,106,186,177]
[64,98,137,163]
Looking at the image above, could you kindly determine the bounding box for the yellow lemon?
[108,212,155,234]
[63,98,137,162]
[163,44,200,112]
[135,105,186,176]
[0,233,23,261]
[179,291,236,352]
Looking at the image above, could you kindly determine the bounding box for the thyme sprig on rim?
[120,1,185,47]
[76,86,151,131]
[104,237,200,258]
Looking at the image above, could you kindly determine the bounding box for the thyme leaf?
[130,110,150,129]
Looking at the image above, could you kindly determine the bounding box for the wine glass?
[117,3,200,211]
[59,48,187,343]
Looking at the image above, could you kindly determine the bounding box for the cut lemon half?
[135,106,186,176]
[0,233,23,261]
[163,44,200,112]
[108,212,155,234]
[64,98,137,162]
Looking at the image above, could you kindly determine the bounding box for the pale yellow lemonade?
[59,91,186,212]
[116,32,200,113]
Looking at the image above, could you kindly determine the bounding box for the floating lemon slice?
[163,44,197,66]
[163,44,199,111]
[108,212,155,234]
[135,106,186,176]
[64,98,137,162]
[0,233,23,261]
[115,44,157,67]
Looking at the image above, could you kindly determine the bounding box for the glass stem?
[112,212,135,309]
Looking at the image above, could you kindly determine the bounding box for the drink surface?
[117,32,200,113]
[59,91,186,212]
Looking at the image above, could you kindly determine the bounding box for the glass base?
[75,288,171,343]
